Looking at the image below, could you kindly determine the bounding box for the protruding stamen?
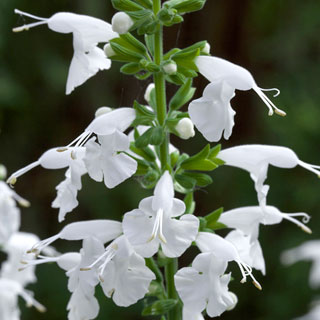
[19,255,60,271]
[13,21,48,32]
[236,260,262,290]
[282,214,312,234]
[298,160,320,178]
[20,289,46,312]
[27,234,60,255]
[259,87,280,97]
[7,161,40,186]
[14,9,47,21]
[253,86,286,117]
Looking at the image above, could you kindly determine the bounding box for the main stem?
[153,1,179,320]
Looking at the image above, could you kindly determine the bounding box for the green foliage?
[142,299,178,316]
[169,78,196,111]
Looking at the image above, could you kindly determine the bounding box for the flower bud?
[226,292,238,311]
[104,43,116,58]
[175,118,195,140]
[144,83,155,103]
[202,42,211,54]
[163,61,177,75]
[0,164,7,180]
[95,106,113,118]
[111,12,134,34]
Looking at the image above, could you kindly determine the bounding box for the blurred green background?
[1,0,320,319]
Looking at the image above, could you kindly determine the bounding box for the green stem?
[153,0,169,171]
[165,258,180,320]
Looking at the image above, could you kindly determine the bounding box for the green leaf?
[112,0,144,11]
[175,173,197,190]
[171,48,200,70]
[163,48,180,60]
[165,72,187,85]
[205,207,224,228]
[165,0,206,14]
[134,0,152,9]
[109,42,143,63]
[145,34,155,56]
[133,100,155,117]
[130,143,156,162]
[210,221,227,230]
[208,144,221,160]
[169,78,195,111]
[135,72,152,80]
[184,172,213,187]
[140,169,160,189]
[135,127,164,148]
[142,299,178,316]
[120,62,141,75]
[170,150,180,167]
[184,192,196,214]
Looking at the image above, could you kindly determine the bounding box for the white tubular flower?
[175,252,235,319]
[219,205,311,240]
[282,241,320,289]
[189,81,235,142]
[123,171,199,258]
[111,12,134,34]
[144,83,155,103]
[84,131,137,188]
[13,9,118,94]
[26,220,122,255]
[196,232,262,289]
[98,236,155,307]
[225,230,266,275]
[196,55,286,117]
[219,144,320,207]
[175,118,195,140]
[94,106,112,118]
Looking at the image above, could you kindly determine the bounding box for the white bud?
[163,61,177,75]
[175,118,195,140]
[104,43,116,58]
[0,165,7,180]
[226,292,238,311]
[144,83,155,103]
[202,42,211,54]
[95,106,113,118]
[111,12,134,34]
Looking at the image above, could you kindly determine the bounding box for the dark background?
[1,0,320,319]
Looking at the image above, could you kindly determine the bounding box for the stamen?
[147,209,167,244]
[13,21,48,32]
[20,289,46,312]
[282,214,312,234]
[14,9,47,21]
[259,87,280,97]
[236,261,262,290]
[19,255,59,271]
[298,160,320,178]
[253,86,286,117]
[27,234,60,255]
[7,161,40,186]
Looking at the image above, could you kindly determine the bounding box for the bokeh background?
[1,0,320,319]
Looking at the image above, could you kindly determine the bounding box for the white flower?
[97,236,155,307]
[219,205,311,240]
[189,81,235,142]
[175,252,235,319]
[225,230,265,275]
[196,55,286,116]
[196,232,262,288]
[123,171,199,258]
[13,9,118,94]
[84,131,137,188]
[111,12,134,34]
[0,164,7,180]
[94,106,112,118]
[218,144,320,207]
[282,240,320,289]
[0,182,29,244]
[26,220,122,255]
[163,61,177,75]
[175,118,195,140]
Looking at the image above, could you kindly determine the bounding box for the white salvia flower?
[219,205,311,240]
[189,81,235,142]
[202,42,211,54]
[225,230,266,275]
[196,55,286,116]
[175,118,195,140]
[111,12,134,34]
[84,131,137,188]
[196,232,262,289]
[0,181,29,244]
[94,106,112,118]
[219,144,320,207]
[175,252,235,319]
[163,61,178,75]
[282,240,320,289]
[123,171,199,258]
[95,235,155,307]
[1,232,40,286]
[26,220,122,255]
[144,83,155,103]
[13,9,118,94]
